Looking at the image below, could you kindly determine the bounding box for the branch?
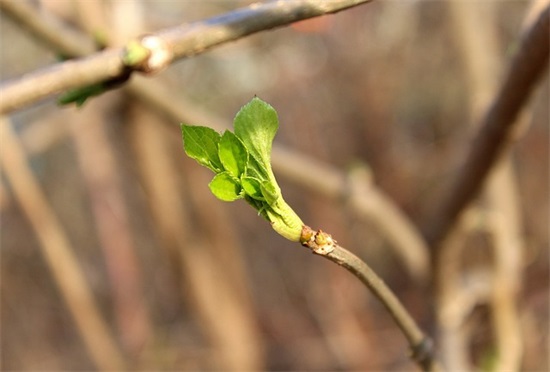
[0,116,125,370]
[0,0,371,113]
[422,4,549,250]
[0,0,95,57]
[300,227,440,371]
[271,146,430,281]
[1,0,430,281]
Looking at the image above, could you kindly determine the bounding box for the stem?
[0,116,125,370]
[0,0,372,113]
[0,0,429,283]
[301,227,440,371]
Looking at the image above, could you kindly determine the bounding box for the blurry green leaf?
[208,172,242,201]
[182,125,223,172]
[57,84,107,107]
[219,131,248,178]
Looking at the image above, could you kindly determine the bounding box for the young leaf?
[260,181,279,205]
[219,131,248,178]
[208,172,243,201]
[234,97,278,177]
[181,97,305,242]
[241,177,264,201]
[182,125,223,172]
[245,155,269,182]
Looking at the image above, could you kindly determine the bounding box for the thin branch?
[423,4,549,250]
[0,0,95,57]
[300,227,440,371]
[2,3,438,369]
[0,116,126,370]
[0,0,371,113]
[127,76,429,281]
[0,0,430,282]
[272,145,430,281]
[435,2,525,370]
[68,98,153,356]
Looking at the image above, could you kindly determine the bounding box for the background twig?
[1,116,125,370]
[0,0,372,113]
[423,4,549,250]
[0,0,430,283]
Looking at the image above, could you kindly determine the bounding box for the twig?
[423,4,549,250]
[487,162,523,371]
[0,0,430,281]
[272,145,430,281]
[0,0,429,281]
[128,76,429,281]
[0,0,96,57]
[300,227,440,371]
[68,97,153,356]
[0,116,125,370]
[0,0,372,113]
[435,2,525,370]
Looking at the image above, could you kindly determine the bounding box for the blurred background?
[1,0,548,370]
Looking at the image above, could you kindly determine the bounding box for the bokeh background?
[1,0,548,370]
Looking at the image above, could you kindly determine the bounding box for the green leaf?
[181,97,305,242]
[241,177,264,201]
[182,125,223,172]
[208,172,242,201]
[57,83,107,107]
[260,181,279,205]
[219,131,248,178]
[234,97,278,179]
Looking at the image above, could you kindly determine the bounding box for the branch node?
[300,225,336,254]
[123,35,173,74]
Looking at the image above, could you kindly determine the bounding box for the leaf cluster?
[182,97,303,241]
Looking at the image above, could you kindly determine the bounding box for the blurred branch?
[486,162,524,370]
[0,0,371,113]
[300,228,439,371]
[435,1,526,370]
[0,116,125,370]
[3,1,430,282]
[0,0,96,57]
[129,105,265,370]
[68,98,152,357]
[423,3,549,250]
